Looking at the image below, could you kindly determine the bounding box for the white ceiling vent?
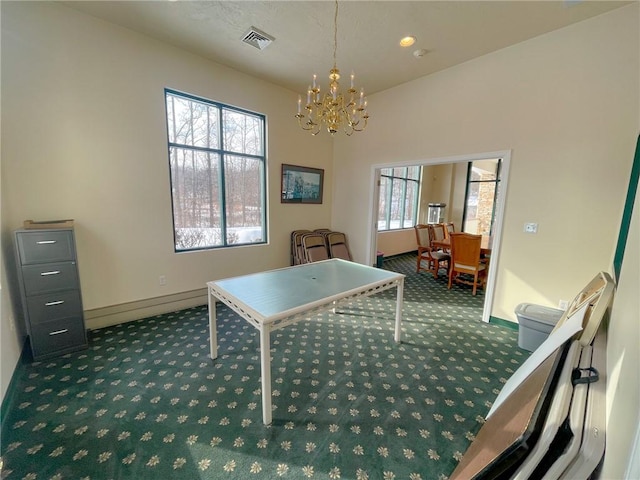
[242,27,274,51]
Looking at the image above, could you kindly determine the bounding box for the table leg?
[394,278,404,343]
[260,324,272,425]
[208,288,218,360]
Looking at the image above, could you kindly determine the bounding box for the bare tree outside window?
[378,166,421,230]
[165,90,267,251]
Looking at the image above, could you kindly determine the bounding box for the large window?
[165,89,267,251]
[378,166,421,231]
[462,159,501,236]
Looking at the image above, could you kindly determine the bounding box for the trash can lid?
[515,303,564,325]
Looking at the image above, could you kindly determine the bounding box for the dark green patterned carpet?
[1,254,528,479]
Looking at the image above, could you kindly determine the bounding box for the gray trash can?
[515,303,564,352]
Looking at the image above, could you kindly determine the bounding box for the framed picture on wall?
[281,164,324,204]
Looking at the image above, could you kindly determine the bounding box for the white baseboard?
[84,288,208,330]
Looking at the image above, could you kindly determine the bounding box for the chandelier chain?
[333,0,338,69]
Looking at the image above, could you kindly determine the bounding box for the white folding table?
[207,258,405,425]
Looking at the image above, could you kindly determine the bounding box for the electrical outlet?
[524,223,538,234]
[558,299,569,310]
[159,275,167,286]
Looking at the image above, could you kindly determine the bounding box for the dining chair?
[428,222,448,254]
[448,232,487,295]
[414,224,450,279]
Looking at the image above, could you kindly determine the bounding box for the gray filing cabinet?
[14,228,88,360]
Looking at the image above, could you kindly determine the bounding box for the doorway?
[368,151,511,323]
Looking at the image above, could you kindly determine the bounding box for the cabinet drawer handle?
[49,329,68,336]
[40,270,61,276]
[37,240,57,245]
[45,300,65,306]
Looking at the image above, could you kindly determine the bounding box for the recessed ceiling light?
[399,36,416,47]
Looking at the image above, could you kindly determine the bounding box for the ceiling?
[61,1,629,96]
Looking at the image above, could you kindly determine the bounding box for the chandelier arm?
[351,116,368,132]
[296,116,314,132]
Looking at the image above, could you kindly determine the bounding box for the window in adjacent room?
[165,89,267,251]
[377,166,421,231]
[462,159,502,236]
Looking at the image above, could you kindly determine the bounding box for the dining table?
[432,235,493,255]
[206,258,405,425]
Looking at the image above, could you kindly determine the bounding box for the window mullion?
[399,177,408,228]
[385,177,393,230]
[207,109,214,228]
[411,180,420,225]
[218,115,227,246]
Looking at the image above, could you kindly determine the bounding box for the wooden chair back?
[429,223,447,244]
[448,232,486,295]
[414,224,431,249]
[445,222,455,238]
[450,233,482,267]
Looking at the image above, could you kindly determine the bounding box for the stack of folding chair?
[290,229,354,264]
[290,230,311,265]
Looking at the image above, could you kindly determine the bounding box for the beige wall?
[420,161,468,230]
[449,163,466,231]
[332,5,639,322]
[331,6,639,475]
[0,2,332,398]
[376,229,415,258]
[419,163,453,224]
[2,3,639,475]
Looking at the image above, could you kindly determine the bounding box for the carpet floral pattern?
[1,255,528,479]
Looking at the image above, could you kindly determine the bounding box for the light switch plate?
[524,223,538,233]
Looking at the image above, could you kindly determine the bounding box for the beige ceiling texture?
[63,1,629,95]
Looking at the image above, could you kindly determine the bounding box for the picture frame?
[281,164,324,204]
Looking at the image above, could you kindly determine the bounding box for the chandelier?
[295,0,369,136]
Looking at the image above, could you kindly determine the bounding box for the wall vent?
[242,27,275,50]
